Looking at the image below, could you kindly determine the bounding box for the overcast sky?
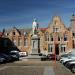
[0,0,75,31]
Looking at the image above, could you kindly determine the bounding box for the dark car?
[0,56,6,64]
[65,60,75,73]
[9,52,19,61]
[0,53,12,63]
[70,64,75,74]
[65,60,75,68]
[41,55,48,61]
[47,54,55,60]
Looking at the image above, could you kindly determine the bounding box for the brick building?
[3,15,75,55]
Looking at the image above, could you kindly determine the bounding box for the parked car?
[10,50,19,54]
[59,53,70,60]
[47,54,55,60]
[0,56,5,64]
[9,52,19,61]
[60,53,75,64]
[41,55,48,61]
[19,52,28,57]
[65,60,75,73]
[0,53,12,63]
[65,60,75,68]
[60,53,69,60]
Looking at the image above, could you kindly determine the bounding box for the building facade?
[3,15,75,55]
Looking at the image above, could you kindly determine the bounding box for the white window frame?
[48,44,53,53]
[13,39,16,47]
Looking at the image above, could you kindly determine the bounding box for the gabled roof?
[48,15,65,28]
[4,27,32,36]
[19,28,32,34]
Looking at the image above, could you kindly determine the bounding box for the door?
[55,44,59,55]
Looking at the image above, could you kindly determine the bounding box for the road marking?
[44,66,55,75]
[0,66,9,71]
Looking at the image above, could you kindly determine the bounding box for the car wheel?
[71,65,75,74]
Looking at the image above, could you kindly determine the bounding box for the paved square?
[0,61,73,75]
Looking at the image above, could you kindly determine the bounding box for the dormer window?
[24,32,27,36]
[13,32,15,35]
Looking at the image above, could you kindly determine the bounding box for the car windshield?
[61,54,68,57]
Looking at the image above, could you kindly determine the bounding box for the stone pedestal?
[31,35,40,55]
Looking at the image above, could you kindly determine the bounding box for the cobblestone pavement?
[0,61,74,75]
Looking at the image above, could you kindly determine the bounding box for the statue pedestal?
[25,35,42,60]
[31,35,40,55]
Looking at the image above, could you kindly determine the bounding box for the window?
[58,36,60,41]
[61,44,66,52]
[24,32,27,36]
[13,39,16,47]
[72,40,75,48]
[51,37,53,41]
[50,34,53,41]
[45,32,49,41]
[18,38,21,46]
[64,34,67,41]
[53,27,59,32]
[24,38,27,46]
[72,32,75,37]
[48,44,53,52]
[13,32,15,35]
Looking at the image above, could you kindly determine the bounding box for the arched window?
[24,38,28,46]
[58,34,60,41]
[50,33,53,41]
[64,34,68,41]
[13,39,16,47]
[18,38,22,46]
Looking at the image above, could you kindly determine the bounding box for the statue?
[32,18,38,35]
